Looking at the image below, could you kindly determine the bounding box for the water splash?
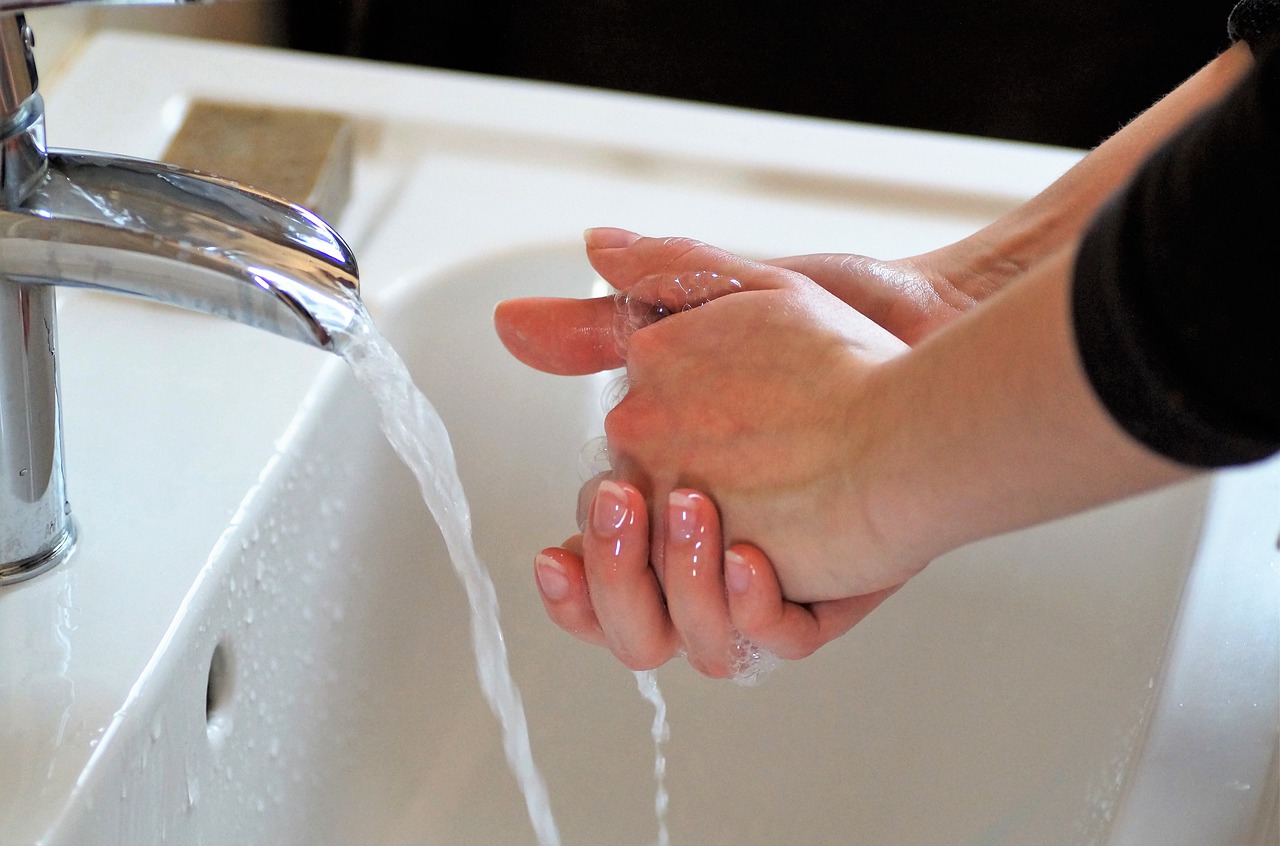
[337,308,560,846]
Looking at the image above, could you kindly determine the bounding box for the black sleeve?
[1071,44,1280,468]
[1230,0,1280,52]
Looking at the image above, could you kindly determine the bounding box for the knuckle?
[623,323,666,370]
[779,638,819,661]
[688,654,734,680]
[615,644,668,673]
[659,236,706,262]
[604,394,653,452]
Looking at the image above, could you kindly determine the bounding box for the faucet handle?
[3,2,214,106]
[0,12,35,111]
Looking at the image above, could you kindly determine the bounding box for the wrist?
[914,228,1036,306]
[855,249,1195,577]
[829,344,951,591]
[911,42,1255,317]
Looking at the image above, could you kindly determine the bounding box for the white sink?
[1,31,1275,846]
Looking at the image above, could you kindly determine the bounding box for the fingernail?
[725,549,751,595]
[592,479,630,535]
[584,227,639,249]
[667,491,699,544]
[535,554,570,601]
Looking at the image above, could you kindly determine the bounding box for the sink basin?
[1,31,1275,846]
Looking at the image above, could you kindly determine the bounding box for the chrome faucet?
[0,8,362,584]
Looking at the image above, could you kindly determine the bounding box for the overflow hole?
[206,639,235,739]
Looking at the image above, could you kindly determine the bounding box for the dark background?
[284,1,1239,150]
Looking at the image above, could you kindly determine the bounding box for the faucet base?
[0,523,74,585]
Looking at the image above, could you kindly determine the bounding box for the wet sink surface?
[1,31,1275,846]
[45,241,1272,845]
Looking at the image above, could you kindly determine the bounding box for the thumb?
[493,295,623,376]
[587,228,792,294]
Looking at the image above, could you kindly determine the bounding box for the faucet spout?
[0,12,363,581]
[1,150,361,351]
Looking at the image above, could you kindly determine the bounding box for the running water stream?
[634,670,672,846]
[336,309,562,846]
[332,277,773,845]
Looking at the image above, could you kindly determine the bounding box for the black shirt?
[1071,0,1280,467]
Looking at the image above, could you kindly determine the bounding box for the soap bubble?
[612,270,742,357]
[578,436,612,482]
[729,633,780,687]
[600,373,630,413]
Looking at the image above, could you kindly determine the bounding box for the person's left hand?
[491,232,978,378]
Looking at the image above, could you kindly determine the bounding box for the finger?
[560,533,584,556]
[493,296,623,375]
[765,253,954,344]
[766,254,905,328]
[585,229,794,294]
[724,544,898,660]
[534,544,607,648]
[576,473,607,531]
[576,468,655,532]
[613,271,745,355]
[582,479,679,670]
[661,490,738,679]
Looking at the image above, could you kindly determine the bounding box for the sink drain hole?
[205,639,236,744]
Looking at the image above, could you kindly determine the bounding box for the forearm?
[916,41,1255,301]
[859,247,1194,565]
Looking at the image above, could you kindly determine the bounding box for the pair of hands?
[493,227,993,677]
[488,42,1256,678]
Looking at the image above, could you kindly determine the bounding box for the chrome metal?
[0,13,36,114]
[5,151,362,349]
[1,92,46,206]
[1,15,43,209]
[1,15,43,208]
[0,15,360,583]
[0,250,71,583]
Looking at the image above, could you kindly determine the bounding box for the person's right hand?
[494,232,1017,674]
[499,229,923,600]
[532,481,897,677]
